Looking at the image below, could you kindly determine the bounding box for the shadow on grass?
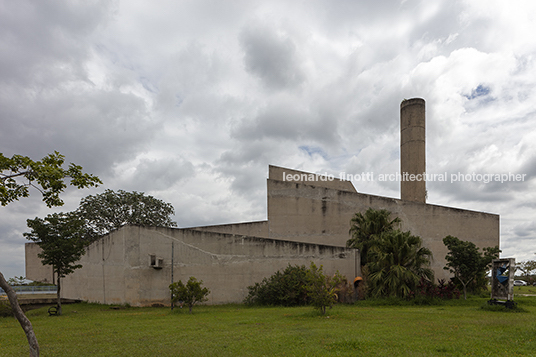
[480,302,529,313]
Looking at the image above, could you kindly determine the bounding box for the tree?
[517,260,536,278]
[76,189,177,241]
[24,213,87,315]
[1,151,101,207]
[169,277,210,313]
[367,230,434,298]
[0,151,100,357]
[7,276,27,286]
[443,235,500,300]
[306,263,345,315]
[347,208,401,266]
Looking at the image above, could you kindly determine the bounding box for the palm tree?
[347,208,401,266]
[367,230,434,298]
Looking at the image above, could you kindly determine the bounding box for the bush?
[307,263,349,314]
[169,277,210,313]
[244,263,352,312]
[245,264,312,306]
[410,278,460,301]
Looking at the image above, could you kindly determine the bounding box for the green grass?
[1,297,536,356]
[513,285,536,295]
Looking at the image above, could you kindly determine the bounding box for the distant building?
[26,98,499,306]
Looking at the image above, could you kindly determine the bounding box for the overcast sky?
[1,0,535,279]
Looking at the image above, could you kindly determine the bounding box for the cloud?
[2,0,536,278]
[0,1,112,85]
[231,98,339,144]
[114,156,196,192]
[240,24,305,91]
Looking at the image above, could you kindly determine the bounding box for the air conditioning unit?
[149,254,164,269]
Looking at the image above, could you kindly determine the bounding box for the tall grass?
[1,296,535,356]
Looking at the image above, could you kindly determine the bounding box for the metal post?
[171,240,174,310]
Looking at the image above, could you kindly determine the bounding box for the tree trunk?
[0,272,40,357]
[57,275,62,316]
[456,274,471,300]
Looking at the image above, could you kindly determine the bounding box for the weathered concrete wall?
[267,166,499,280]
[191,220,269,238]
[57,226,359,306]
[25,243,54,284]
[269,165,357,193]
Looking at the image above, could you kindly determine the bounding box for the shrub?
[244,264,312,306]
[410,278,460,301]
[169,277,210,313]
[244,263,351,313]
[307,263,349,314]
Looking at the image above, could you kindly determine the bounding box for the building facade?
[25,98,500,306]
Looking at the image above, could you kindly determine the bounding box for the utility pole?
[171,240,174,310]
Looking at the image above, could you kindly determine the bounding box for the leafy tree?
[443,235,500,300]
[169,277,210,313]
[76,189,177,241]
[347,208,401,266]
[367,230,433,298]
[24,213,87,315]
[1,151,101,207]
[0,151,100,357]
[7,276,28,286]
[306,263,345,315]
[517,260,536,278]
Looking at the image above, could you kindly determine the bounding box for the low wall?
[58,226,359,306]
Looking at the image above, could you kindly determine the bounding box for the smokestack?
[400,98,426,203]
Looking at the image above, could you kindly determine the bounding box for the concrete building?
[25,98,500,306]
[26,226,358,306]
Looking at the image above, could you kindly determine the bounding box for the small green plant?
[306,263,345,315]
[169,277,210,313]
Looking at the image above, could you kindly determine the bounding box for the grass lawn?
[514,285,536,295]
[1,296,536,356]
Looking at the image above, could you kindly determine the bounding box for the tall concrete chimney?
[400,98,426,203]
